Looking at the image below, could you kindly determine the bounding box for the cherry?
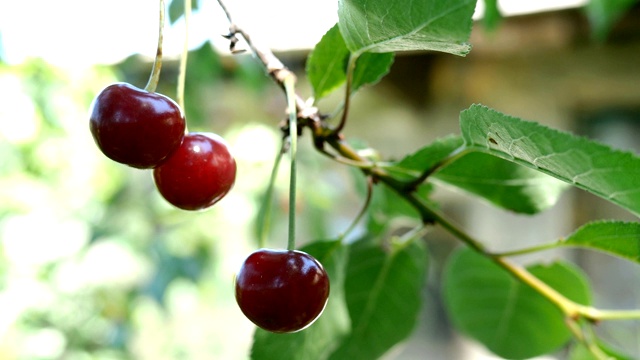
[235,249,330,333]
[153,132,236,211]
[89,82,186,169]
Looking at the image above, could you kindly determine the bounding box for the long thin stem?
[176,0,191,110]
[145,0,165,93]
[404,145,470,190]
[333,54,357,134]
[284,76,298,251]
[582,307,640,321]
[216,0,233,23]
[490,242,562,257]
[257,142,286,249]
[338,176,374,241]
[316,146,375,169]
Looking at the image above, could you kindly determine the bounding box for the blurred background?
[0,0,639,359]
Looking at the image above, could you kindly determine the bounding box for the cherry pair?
[89,82,236,210]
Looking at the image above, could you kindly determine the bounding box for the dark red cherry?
[89,82,186,169]
[153,132,236,210]
[235,249,330,333]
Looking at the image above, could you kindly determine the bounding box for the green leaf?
[307,24,394,100]
[443,248,592,359]
[366,181,428,234]
[389,134,569,214]
[338,0,477,55]
[560,221,640,264]
[351,52,395,94]
[434,152,570,214]
[569,340,633,360]
[251,240,350,360]
[585,0,638,41]
[460,104,640,217]
[328,236,428,359]
[306,25,350,100]
[391,134,464,182]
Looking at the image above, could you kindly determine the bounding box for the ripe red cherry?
[153,132,236,210]
[89,82,186,169]
[235,249,330,333]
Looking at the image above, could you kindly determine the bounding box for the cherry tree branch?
[213,0,640,328]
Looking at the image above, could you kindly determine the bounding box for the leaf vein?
[356,0,473,54]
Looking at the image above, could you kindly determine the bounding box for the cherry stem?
[284,75,298,251]
[257,141,286,249]
[145,0,165,93]
[176,0,191,110]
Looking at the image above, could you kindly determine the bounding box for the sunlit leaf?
[351,52,394,93]
[391,134,464,182]
[338,0,477,55]
[560,220,640,264]
[444,248,592,359]
[460,104,640,217]
[434,152,570,214]
[390,134,569,214]
[307,24,394,100]
[306,25,350,100]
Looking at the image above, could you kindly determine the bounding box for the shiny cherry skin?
[153,132,236,211]
[89,82,186,169]
[235,249,330,333]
